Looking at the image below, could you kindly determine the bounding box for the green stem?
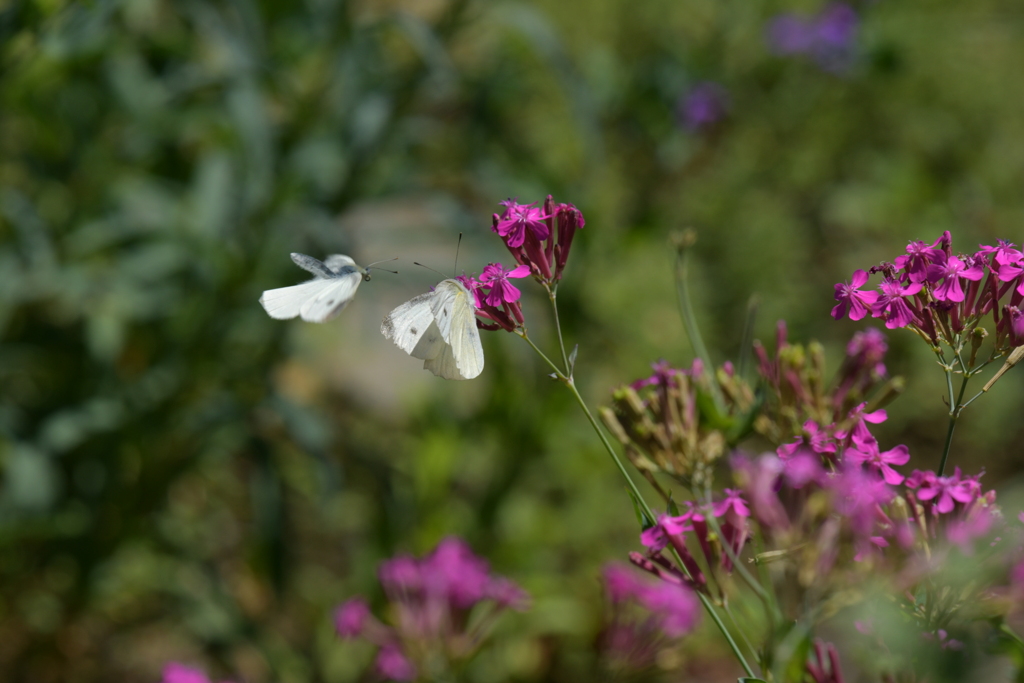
[674,239,725,411]
[545,284,571,372]
[517,329,757,679]
[722,601,761,665]
[518,331,654,520]
[938,373,970,476]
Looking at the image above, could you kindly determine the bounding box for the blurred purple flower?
[767,3,860,72]
[336,537,528,680]
[678,82,729,131]
[335,597,371,638]
[160,663,233,683]
[375,644,417,681]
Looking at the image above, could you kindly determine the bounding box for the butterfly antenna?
[413,262,448,279]
[366,257,399,274]
[454,233,463,276]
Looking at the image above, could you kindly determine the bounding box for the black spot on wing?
[411,326,418,334]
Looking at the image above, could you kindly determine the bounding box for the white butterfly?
[260,253,370,323]
[381,279,484,380]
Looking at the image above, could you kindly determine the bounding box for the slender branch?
[938,372,970,476]
[516,328,757,679]
[674,236,725,411]
[545,283,571,372]
[722,601,761,665]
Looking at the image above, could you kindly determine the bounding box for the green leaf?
[667,493,681,517]
[627,488,655,530]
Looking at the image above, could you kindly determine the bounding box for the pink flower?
[979,239,1023,269]
[926,253,985,303]
[713,488,751,518]
[908,468,975,514]
[160,663,234,683]
[844,403,887,450]
[335,598,371,638]
[871,277,922,329]
[603,563,645,602]
[495,200,549,248]
[455,275,484,308]
[161,664,211,683]
[845,327,888,376]
[895,238,945,282]
[479,262,531,306]
[423,537,494,609]
[828,467,894,536]
[832,269,879,320]
[783,453,825,488]
[631,359,683,390]
[375,643,417,681]
[637,581,701,637]
[844,441,910,485]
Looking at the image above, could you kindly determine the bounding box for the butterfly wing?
[427,279,484,380]
[323,254,357,273]
[381,292,437,355]
[297,271,363,322]
[263,253,365,322]
[260,279,339,320]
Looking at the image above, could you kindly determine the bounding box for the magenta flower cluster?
[454,196,585,334]
[334,537,528,682]
[761,404,995,562]
[599,563,700,671]
[630,488,751,591]
[457,262,531,332]
[832,232,1024,349]
[492,197,584,286]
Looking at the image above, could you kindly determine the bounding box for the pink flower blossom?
[631,359,683,390]
[495,199,549,248]
[713,488,751,518]
[895,238,944,283]
[828,467,894,536]
[844,441,910,485]
[160,663,234,683]
[926,253,985,303]
[636,581,701,637]
[335,597,371,638]
[479,262,531,306]
[832,269,879,320]
[907,468,976,514]
[871,276,922,329]
[375,643,417,681]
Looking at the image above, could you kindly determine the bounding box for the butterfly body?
[381,279,484,380]
[260,253,370,323]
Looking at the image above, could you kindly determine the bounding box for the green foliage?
[3,0,1024,681]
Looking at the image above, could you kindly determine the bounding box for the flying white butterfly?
[381,278,484,380]
[259,253,371,323]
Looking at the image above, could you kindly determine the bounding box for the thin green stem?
[722,601,761,665]
[698,592,757,678]
[545,284,571,372]
[517,328,757,679]
[937,372,970,476]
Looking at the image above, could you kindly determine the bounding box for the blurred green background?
[3,0,1024,681]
